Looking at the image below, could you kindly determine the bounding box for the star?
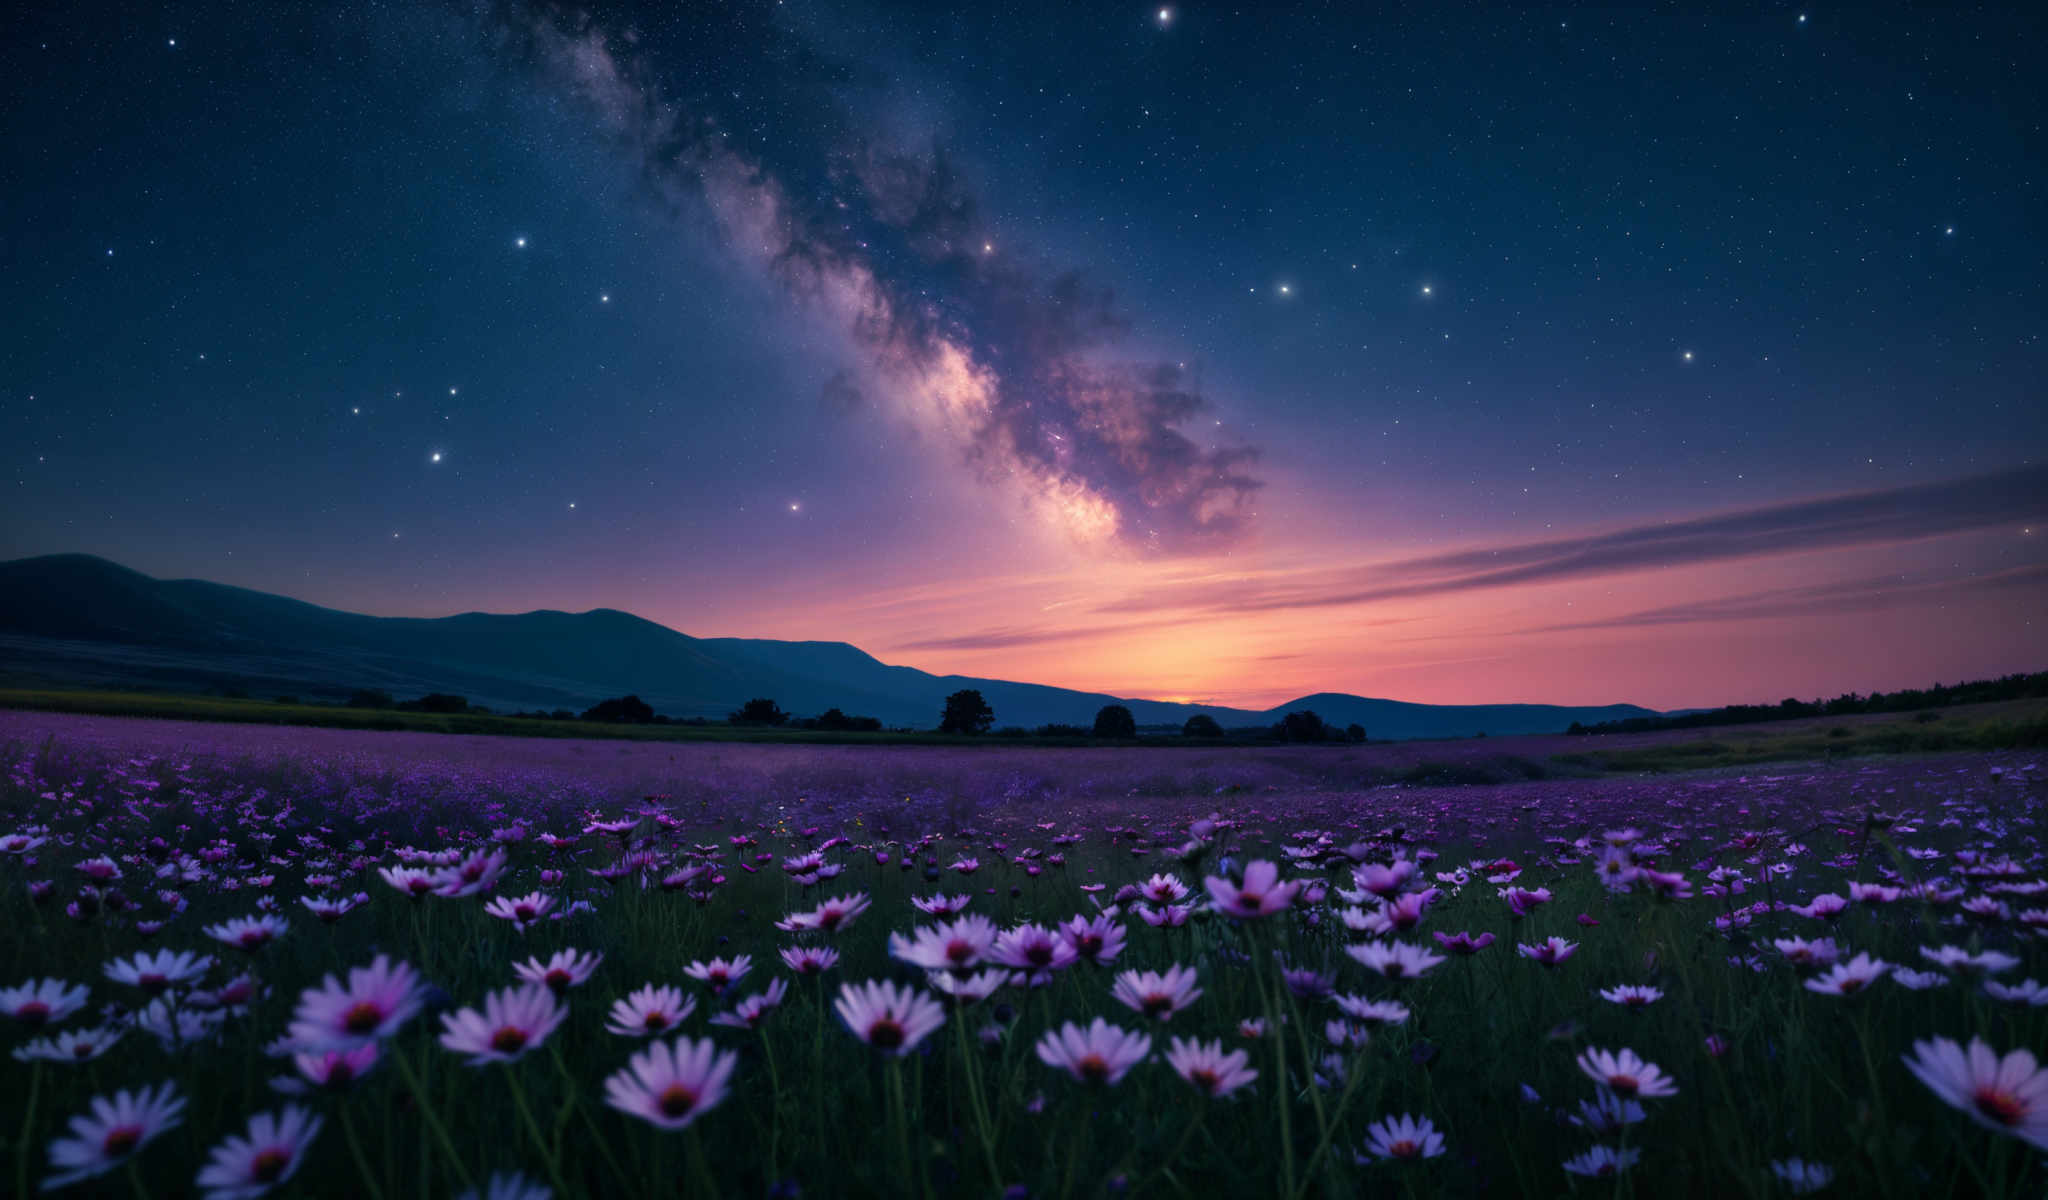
[1943,226,1955,236]
[1421,283,1433,296]
[1156,8,1172,27]
[1797,13,1808,23]
[1276,283,1291,296]
[1682,350,1694,362]
[568,501,577,509]
[600,293,611,303]
[167,38,177,47]
[514,236,527,248]
[788,502,801,512]
[350,406,360,415]
[448,387,458,396]
[429,450,443,463]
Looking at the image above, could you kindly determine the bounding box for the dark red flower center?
[250,1147,292,1182]
[490,1026,529,1054]
[16,1002,50,1026]
[102,1125,143,1156]
[1609,1074,1639,1097]
[1975,1087,2024,1127]
[868,1019,905,1049]
[1078,1054,1110,1082]
[342,1002,384,1034]
[658,1085,699,1118]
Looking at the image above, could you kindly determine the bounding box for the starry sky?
[3,1,2044,710]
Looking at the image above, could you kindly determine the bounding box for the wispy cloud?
[1092,465,2048,616]
[1522,559,2048,633]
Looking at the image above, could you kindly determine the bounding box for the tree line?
[336,686,1367,742]
[1565,669,2048,736]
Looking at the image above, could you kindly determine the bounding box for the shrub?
[1092,705,1137,739]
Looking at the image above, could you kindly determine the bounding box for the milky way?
[503,4,1262,553]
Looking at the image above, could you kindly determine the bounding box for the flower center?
[1142,995,1173,1016]
[341,1001,384,1034]
[490,1026,529,1054]
[17,1002,50,1026]
[1389,1139,1420,1158]
[1190,1068,1219,1093]
[1609,1075,1639,1097]
[658,1085,699,1117]
[1078,1054,1110,1082]
[102,1125,143,1156]
[868,1019,905,1049]
[643,1011,670,1031]
[250,1147,292,1182]
[1974,1087,2024,1126]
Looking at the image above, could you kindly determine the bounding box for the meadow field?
[2,709,2044,1197]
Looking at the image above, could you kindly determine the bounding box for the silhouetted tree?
[728,698,790,726]
[1345,722,1367,744]
[940,689,994,734]
[1182,714,1225,739]
[346,689,395,709]
[1276,709,1328,743]
[813,708,883,732]
[403,693,469,714]
[1092,705,1137,739]
[584,695,655,723]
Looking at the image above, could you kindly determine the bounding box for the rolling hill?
[0,554,1661,738]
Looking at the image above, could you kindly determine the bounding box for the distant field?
[0,686,2042,781]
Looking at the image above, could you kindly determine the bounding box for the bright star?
[1944,226,1955,236]
[167,38,176,46]
[1682,350,1694,361]
[350,406,360,415]
[514,236,527,248]
[1797,13,1807,23]
[568,502,577,509]
[1421,283,1433,296]
[1277,283,1291,296]
[448,387,457,396]
[429,451,443,463]
[1157,8,1172,26]
[789,502,801,512]
[600,293,610,303]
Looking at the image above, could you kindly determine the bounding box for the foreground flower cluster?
[1,722,2044,1196]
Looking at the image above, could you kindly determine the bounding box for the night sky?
[4,1,2044,710]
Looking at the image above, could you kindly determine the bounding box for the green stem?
[393,1048,476,1192]
[506,1064,570,1199]
[338,1105,388,1200]
[1252,926,1298,1200]
[17,1060,41,1200]
[548,1041,632,1193]
[955,1015,1003,1189]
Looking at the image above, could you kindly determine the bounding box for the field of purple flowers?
[2,710,2045,1198]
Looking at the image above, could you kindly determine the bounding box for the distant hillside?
[0,554,1663,738]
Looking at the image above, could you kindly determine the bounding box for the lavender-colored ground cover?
[4,708,2045,1197]
[4,709,2037,850]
